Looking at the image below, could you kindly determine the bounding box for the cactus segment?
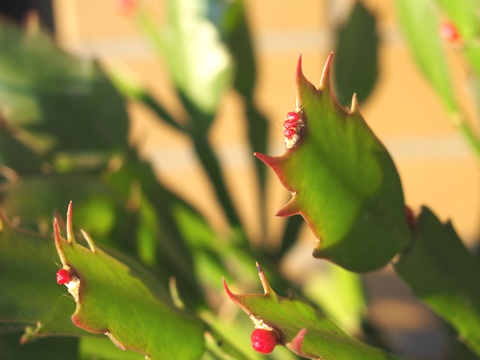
[255,54,410,272]
[223,263,396,359]
[54,202,205,359]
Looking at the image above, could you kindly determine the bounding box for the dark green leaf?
[334,2,379,105]
[0,19,129,173]
[0,210,86,339]
[0,332,79,360]
[395,0,457,113]
[395,206,480,356]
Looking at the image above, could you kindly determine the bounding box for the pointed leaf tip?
[254,152,280,168]
[295,54,318,109]
[66,201,75,244]
[287,328,309,357]
[222,277,253,316]
[256,262,271,295]
[319,52,334,90]
[53,218,68,267]
[295,55,303,109]
[275,200,300,218]
[80,229,96,252]
[222,277,234,300]
[350,93,359,114]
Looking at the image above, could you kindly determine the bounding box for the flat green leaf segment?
[395,207,480,356]
[224,263,397,359]
[0,210,85,341]
[54,203,205,359]
[255,55,410,271]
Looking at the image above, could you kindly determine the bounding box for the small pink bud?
[284,128,297,139]
[251,328,278,354]
[56,269,71,284]
[117,0,138,16]
[439,21,460,42]
[283,119,297,129]
[286,111,300,122]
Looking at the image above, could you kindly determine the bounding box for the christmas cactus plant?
[1,0,480,359]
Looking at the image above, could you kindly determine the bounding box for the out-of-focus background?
[35,0,477,245]
[1,1,478,358]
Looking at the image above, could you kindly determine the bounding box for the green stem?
[192,136,246,243]
[245,103,269,245]
[140,93,186,133]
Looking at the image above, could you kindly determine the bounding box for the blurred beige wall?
[52,0,479,245]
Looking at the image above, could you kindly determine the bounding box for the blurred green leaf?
[334,1,379,105]
[224,264,397,359]
[275,215,304,260]
[105,152,207,306]
[138,0,233,122]
[54,204,206,359]
[434,0,480,39]
[0,332,79,360]
[0,128,44,174]
[224,0,256,100]
[303,263,366,335]
[0,175,125,245]
[193,136,244,231]
[256,55,410,272]
[79,337,143,360]
[395,0,458,114]
[106,67,185,133]
[395,206,480,356]
[0,19,129,173]
[465,43,480,80]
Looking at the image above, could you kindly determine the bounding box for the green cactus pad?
[255,54,410,272]
[224,263,397,359]
[54,203,205,359]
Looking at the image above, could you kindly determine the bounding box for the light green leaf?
[434,0,480,39]
[303,263,366,334]
[138,0,233,118]
[395,0,457,113]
